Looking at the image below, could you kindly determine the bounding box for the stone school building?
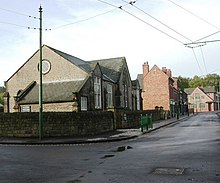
[4,45,141,113]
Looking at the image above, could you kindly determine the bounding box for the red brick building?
[138,62,182,116]
[184,86,218,112]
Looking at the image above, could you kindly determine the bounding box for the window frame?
[107,83,113,107]
[81,96,88,111]
[94,77,102,109]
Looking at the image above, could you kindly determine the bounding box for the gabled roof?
[184,88,194,95]
[46,45,93,73]
[89,57,126,82]
[132,79,140,89]
[185,86,216,95]
[185,87,214,102]
[18,78,89,104]
[15,81,37,102]
[201,86,216,93]
[148,65,174,82]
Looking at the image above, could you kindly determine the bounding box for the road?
[0,112,220,183]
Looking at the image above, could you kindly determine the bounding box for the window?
[21,106,31,112]
[81,97,87,111]
[195,93,200,100]
[107,84,113,107]
[199,103,205,109]
[124,84,128,108]
[193,103,197,108]
[136,89,140,110]
[94,77,102,109]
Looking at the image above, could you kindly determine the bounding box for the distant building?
[184,86,218,112]
[4,45,141,112]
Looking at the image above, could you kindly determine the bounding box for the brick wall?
[142,65,170,111]
[0,111,114,138]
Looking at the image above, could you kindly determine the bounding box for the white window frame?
[94,77,102,109]
[81,97,88,111]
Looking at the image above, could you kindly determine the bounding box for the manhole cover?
[153,167,184,175]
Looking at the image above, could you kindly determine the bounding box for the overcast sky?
[1,0,220,86]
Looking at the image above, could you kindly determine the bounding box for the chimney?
[143,62,149,78]
[166,69,172,77]
[162,67,167,74]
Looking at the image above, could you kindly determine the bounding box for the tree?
[177,74,220,91]
[0,93,3,105]
[203,74,220,90]
[189,75,204,88]
[177,76,190,90]
[0,87,5,105]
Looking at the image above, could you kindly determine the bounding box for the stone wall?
[0,111,114,138]
[115,109,164,129]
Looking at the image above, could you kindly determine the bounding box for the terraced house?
[4,45,141,113]
[138,62,187,117]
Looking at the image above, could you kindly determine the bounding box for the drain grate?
[153,167,184,175]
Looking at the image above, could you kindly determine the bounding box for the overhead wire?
[199,46,208,75]
[96,0,185,44]
[195,30,220,42]
[0,7,39,30]
[166,0,220,30]
[123,0,193,43]
[191,48,204,77]
[51,8,120,30]
[0,7,38,19]
[0,21,38,30]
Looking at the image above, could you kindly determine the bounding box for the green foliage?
[189,75,204,88]
[177,76,190,91]
[177,74,220,91]
[0,93,3,105]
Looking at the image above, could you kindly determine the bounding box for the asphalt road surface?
[0,112,220,183]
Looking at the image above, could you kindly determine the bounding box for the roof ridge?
[90,56,125,62]
[46,45,86,63]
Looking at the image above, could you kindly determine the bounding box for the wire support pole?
[39,6,43,140]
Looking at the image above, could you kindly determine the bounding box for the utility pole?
[39,6,43,140]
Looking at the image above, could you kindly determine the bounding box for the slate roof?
[89,57,125,82]
[12,46,128,104]
[47,45,93,73]
[201,86,216,93]
[137,74,143,90]
[184,86,216,95]
[18,79,88,104]
[184,88,194,95]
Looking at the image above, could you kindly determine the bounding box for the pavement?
[0,114,193,145]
